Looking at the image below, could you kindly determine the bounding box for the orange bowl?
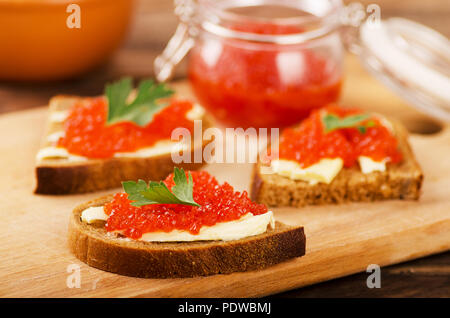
[0,0,134,81]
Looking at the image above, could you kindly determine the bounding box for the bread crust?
[36,150,208,195]
[35,96,213,194]
[68,196,306,278]
[251,118,423,207]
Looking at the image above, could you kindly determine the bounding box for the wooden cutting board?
[0,56,449,297]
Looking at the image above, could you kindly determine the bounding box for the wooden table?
[0,0,449,297]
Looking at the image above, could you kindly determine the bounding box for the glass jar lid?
[357,18,450,121]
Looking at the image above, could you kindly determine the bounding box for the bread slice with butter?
[68,195,306,278]
[251,118,423,207]
[35,95,214,194]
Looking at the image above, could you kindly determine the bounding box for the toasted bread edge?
[251,118,424,207]
[35,97,215,194]
[68,196,306,278]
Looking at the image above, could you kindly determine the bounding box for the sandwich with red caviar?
[35,78,213,194]
[251,105,423,207]
[68,168,306,278]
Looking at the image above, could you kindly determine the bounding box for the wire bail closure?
[154,0,198,82]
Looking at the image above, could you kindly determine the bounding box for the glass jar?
[156,0,450,125]
[156,0,344,129]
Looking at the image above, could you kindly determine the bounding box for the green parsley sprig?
[105,77,174,127]
[323,113,375,134]
[122,167,200,207]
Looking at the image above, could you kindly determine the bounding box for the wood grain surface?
[0,0,449,298]
[0,77,449,297]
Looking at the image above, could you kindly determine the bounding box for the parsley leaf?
[323,113,372,133]
[105,77,174,127]
[122,167,200,207]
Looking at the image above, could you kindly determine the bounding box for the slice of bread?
[68,195,306,278]
[35,96,213,194]
[251,118,423,207]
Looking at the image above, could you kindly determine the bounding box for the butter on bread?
[251,118,423,207]
[35,95,214,194]
[68,195,306,278]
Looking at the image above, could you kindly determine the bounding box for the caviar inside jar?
[277,105,403,168]
[188,22,342,129]
[104,171,269,239]
[57,97,195,159]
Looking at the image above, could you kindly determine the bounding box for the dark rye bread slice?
[251,118,423,207]
[68,195,306,278]
[35,95,214,194]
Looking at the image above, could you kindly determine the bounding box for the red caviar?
[104,171,269,239]
[277,105,403,168]
[188,22,342,129]
[57,97,194,159]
